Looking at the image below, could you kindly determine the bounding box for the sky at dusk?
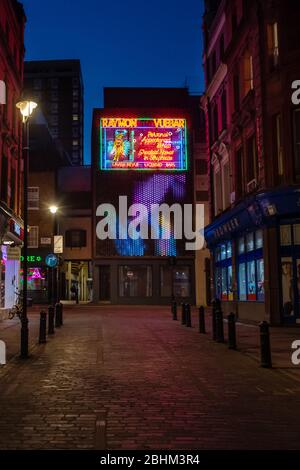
[22,0,205,163]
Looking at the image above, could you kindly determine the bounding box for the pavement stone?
[0,305,300,449]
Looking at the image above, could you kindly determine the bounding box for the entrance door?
[99,265,110,301]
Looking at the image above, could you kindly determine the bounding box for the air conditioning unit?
[246,179,257,193]
[230,191,236,204]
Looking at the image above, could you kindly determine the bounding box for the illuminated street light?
[16,98,38,358]
[49,205,58,214]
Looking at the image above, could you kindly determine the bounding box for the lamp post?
[49,205,59,304]
[16,99,38,359]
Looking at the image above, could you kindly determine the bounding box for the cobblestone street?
[1,305,300,450]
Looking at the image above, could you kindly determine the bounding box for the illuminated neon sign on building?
[100,117,188,170]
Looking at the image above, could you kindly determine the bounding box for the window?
[272,114,283,182]
[73,89,79,98]
[50,78,58,89]
[28,226,39,248]
[33,79,42,90]
[72,77,79,87]
[232,11,237,34]
[28,187,39,210]
[222,161,230,209]
[237,230,264,301]
[233,74,240,111]
[51,91,58,101]
[72,127,79,137]
[221,90,227,130]
[293,109,300,180]
[195,159,207,175]
[49,115,58,126]
[73,114,79,121]
[50,103,58,113]
[119,265,152,297]
[65,229,86,248]
[215,242,233,301]
[246,135,257,186]
[214,168,222,215]
[51,127,59,138]
[72,139,79,147]
[72,102,79,112]
[267,22,279,69]
[235,147,244,199]
[243,52,253,95]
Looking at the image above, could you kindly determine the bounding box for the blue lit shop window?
[237,229,264,302]
[215,241,233,301]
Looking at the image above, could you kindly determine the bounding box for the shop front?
[205,186,300,325]
[93,258,195,305]
[0,209,23,319]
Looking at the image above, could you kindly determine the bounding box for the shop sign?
[7,246,21,260]
[41,237,52,245]
[20,255,43,263]
[54,235,63,254]
[45,253,58,268]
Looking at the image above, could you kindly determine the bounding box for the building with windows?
[92,87,207,305]
[0,0,26,318]
[203,0,300,324]
[24,60,84,165]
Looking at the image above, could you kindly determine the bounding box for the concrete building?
[24,60,84,165]
[203,0,300,324]
[0,0,26,318]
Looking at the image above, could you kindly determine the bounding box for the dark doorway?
[99,265,111,301]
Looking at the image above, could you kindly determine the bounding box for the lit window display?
[214,241,233,301]
[237,230,264,302]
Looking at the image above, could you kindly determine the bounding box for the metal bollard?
[185,303,192,327]
[181,303,186,325]
[39,310,47,344]
[227,313,236,349]
[48,305,55,335]
[259,321,272,368]
[59,302,64,326]
[171,300,177,321]
[55,303,61,328]
[199,306,205,334]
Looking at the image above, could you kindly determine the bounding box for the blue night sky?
[22,0,205,163]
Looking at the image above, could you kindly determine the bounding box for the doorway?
[99,265,111,301]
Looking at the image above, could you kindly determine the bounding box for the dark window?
[272,113,283,184]
[235,147,244,199]
[65,229,87,248]
[1,156,8,202]
[221,90,227,130]
[233,74,240,111]
[293,109,300,181]
[195,159,208,175]
[206,57,211,83]
[246,135,257,184]
[196,191,209,201]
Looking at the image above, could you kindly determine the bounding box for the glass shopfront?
[237,230,264,302]
[119,265,152,297]
[214,241,233,301]
[280,223,300,320]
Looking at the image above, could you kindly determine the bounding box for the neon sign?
[100,117,187,170]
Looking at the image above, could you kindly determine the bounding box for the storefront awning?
[204,186,300,247]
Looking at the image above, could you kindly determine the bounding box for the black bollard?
[39,310,47,344]
[48,305,55,335]
[227,313,236,349]
[216,308,224,343]
[181,303,186,325]
[199,306,205,334]
[259,321,272,368]
[171,300,177,321]
[185,303,192,327]
[59,302,64,326]
[55,303,61,328]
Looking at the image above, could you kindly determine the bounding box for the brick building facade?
[203,0,300,324]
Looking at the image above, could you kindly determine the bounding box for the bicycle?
[8,290,23,321]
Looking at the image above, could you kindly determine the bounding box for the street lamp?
[16,99,38,358]
[49,205,60,304]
